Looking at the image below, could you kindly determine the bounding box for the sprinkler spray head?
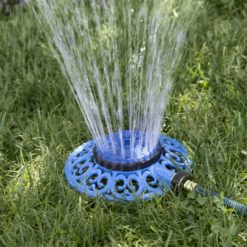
[94,146,163,171]
[93,130,163,171]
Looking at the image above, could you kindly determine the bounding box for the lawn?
[0,1,247,246]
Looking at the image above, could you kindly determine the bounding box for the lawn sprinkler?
[65,131,247,216]
[65,130,192,201]
[36,0,247,217]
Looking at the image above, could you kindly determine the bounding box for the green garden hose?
[183,179,247,217]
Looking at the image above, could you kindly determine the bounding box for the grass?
[0,1,247,246]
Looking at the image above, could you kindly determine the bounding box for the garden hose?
[172,172,247,217]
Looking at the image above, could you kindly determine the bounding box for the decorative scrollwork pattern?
[65,135,192,201]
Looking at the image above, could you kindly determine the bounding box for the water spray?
[35,0,247,216]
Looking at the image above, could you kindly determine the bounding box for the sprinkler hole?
[165,163,177,171]
[76,178,83,185]
[115,180,125,193]
[100,178,108,186]
[146,175,155,183]
[76,152,81,157]
[169,154,178,161]
[75,169,82,176]
[146,175,158,188]
[91,174,98,180]
[74,165,89,176]
[128,179,139,192]
[86,174,98,186]
[116,180,124,187]
[168,149,186,163]
[82,166,89,174]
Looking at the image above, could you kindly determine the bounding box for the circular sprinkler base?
[64,134,192,201]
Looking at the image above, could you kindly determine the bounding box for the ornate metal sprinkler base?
[64,134,192,201]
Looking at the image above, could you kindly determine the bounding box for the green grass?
[0,1,247,246]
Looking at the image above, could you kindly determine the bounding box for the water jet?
[35,0,247,215]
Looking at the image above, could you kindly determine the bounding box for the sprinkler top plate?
[93,130,162,171]
[65,132,192,201]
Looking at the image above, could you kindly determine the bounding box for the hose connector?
[171,171,191,191]
[173,176,247,217]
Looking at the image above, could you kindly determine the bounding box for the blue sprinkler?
[65,130,247,216]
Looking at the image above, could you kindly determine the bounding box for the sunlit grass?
[0,2,247,246]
